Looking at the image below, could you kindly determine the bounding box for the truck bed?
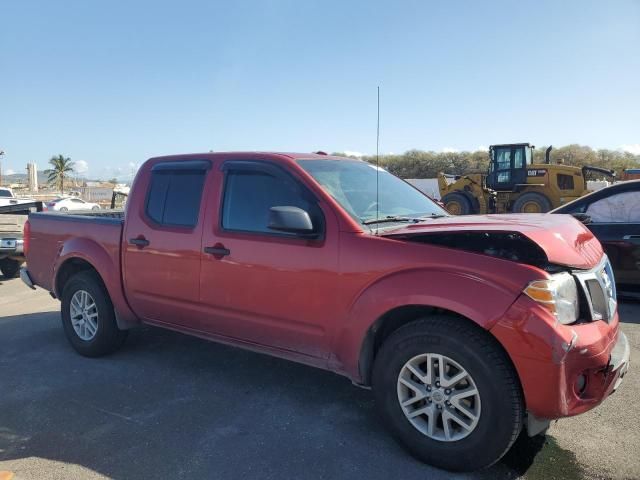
[26,211,125,293]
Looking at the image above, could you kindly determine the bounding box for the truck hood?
[380,214,602,270]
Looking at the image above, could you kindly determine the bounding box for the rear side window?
[146,170,206,227]
[221,170,320,234]
[557,174,574,190]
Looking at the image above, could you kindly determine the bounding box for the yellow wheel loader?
[438,143,615,214]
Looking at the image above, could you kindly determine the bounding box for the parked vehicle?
[21,152,629,472]
[438,143,615,214]
[47,197,101,212]
[0,201,43,278]
[552,179,640,299]
[0,187,36,209]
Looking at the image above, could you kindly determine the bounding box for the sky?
[1,0,639,180]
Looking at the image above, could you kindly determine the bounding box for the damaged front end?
[387,230,554,270]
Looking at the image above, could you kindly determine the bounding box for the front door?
[585,189,640,297]
[486,146,528,191]
[199,160,339,358]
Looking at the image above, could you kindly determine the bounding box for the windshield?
[0,189,12,198]
[298,159,448,224]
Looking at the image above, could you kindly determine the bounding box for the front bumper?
[492,295,630,421]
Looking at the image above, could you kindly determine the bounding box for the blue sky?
[1,0,639,179]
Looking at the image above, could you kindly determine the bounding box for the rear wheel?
[61,271,127,357]
[92,206,100,211]
[512,192,552,213]
[0,258,21,278]
[372,316,523,472]
[441,192,473,215]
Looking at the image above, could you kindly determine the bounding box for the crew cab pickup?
[22,152,630,471]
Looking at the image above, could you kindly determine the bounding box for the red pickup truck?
[21,152,629,471]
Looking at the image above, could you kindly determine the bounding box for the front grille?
[574,256,617,322]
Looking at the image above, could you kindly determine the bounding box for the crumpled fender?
[331,267,520,382]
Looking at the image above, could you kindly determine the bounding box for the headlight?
[524,272,579,325]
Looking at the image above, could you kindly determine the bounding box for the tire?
[372,316,523,472]
[61,270,127,357]
[92,206,100,211]
[0,258,21,279]
[441,192,473,215]
[511,192,552,213]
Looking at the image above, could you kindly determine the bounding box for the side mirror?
[268,206,316,236]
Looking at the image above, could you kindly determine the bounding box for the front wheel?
[441,192,473,215]
[372,316,523,472]
[61,271,127,357]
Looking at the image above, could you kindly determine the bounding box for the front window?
[298,159,448,224]
[0,189,12,198]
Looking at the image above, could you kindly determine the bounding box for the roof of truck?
[147,151,361,163]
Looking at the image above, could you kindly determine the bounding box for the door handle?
[129,237,150,247]
[204,245,231,257]
[623,235,640,244]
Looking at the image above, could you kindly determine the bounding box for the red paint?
[25,152,625,422]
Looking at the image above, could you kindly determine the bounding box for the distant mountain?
[3,170,49,185]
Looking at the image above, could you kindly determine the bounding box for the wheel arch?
[357,305,523,389]
[337,268,523,387]
[54,239,140,329]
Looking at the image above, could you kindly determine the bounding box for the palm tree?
[45,155,75,194]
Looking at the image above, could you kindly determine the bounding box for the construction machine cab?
[486,143,535,191]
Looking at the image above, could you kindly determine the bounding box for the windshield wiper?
[362,216,420,225]
[362,213,449,225]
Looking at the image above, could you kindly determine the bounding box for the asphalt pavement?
[0,275,638,480]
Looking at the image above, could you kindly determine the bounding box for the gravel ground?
[0,275,638,480]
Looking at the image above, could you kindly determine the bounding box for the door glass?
[222,170,318,234]
[513,148,524,168]
[146,170,206,227]
[586,191,640,223]
[495,148,511,171]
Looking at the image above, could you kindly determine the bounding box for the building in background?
[27,162,38,191]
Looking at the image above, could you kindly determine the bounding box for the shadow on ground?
[0,311,590,480]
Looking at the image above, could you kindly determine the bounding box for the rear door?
[122,160,210,326]
[584,188,640,297]
[198,159,339,358]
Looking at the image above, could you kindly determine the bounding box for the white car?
[47,197,101,212]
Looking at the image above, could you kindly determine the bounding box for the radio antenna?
[375,86,380,234]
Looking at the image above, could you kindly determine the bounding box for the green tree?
[45,154,75,194]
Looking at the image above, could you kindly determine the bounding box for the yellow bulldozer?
[438,143,615,214]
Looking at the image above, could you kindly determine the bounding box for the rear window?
[557,173,574,190]
[0,189,12,198]
[146,170,206,227]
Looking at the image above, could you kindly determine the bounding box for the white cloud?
[476,145,489,152]
[4,168,15,175]
[75,160,89,174]
[343,150,365,158]
[442,147,458,153]
[619,144,640,155]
